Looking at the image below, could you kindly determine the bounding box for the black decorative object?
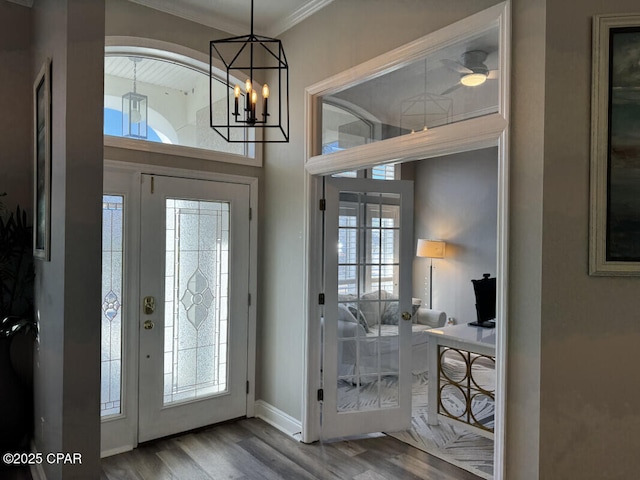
[469,273,496,328]
[209,0,289,143]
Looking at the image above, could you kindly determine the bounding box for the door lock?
[143,296,155,315]
[143,320,154,330]
[401,311,412,321]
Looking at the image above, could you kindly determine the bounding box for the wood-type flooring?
[100,418,483,480]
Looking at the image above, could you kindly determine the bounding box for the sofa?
[337,290,446,379]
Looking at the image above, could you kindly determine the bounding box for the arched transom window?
[104,47,254,159]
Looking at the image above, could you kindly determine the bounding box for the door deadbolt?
[143,320,154,330]
[401,311,412,321]
[143,296,155,315]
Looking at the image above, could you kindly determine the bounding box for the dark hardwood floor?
[0,465,32,480]
[101,418,483,480]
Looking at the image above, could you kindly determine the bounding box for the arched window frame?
[105,37,261,167]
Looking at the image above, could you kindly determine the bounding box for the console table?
[426,323,496,439]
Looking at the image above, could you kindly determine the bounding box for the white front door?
[137,174,250,442]
[321,177,414,439]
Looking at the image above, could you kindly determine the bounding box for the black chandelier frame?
[209,0,290,143]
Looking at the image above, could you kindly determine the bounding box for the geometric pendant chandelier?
[209,0,290,143]
[399,60,452,134]
[122,57,148,139]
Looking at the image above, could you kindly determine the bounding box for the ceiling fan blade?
[487,69,499,80]
[441,83,462,95]
[441,59,473,74]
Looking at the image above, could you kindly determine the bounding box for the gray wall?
[412,148,498,322]
[31,0,105,478]
[509,0,640,477]
[539,0,640,477]
[508,0,545,476]
[106,0,229,53]
[0,1,32,210]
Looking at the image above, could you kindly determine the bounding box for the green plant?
[0,193,35,338]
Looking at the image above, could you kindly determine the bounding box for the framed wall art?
[33,59,51,261]
[590,14,640,275]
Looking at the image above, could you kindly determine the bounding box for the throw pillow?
[348,306,370,333]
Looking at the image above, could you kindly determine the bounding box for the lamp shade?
[416,239,446,258]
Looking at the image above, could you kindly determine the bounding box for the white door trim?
[101,160,258,456]
[302,3,510,479]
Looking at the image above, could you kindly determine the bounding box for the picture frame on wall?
[590,14,640,275]
[33,59,51,261]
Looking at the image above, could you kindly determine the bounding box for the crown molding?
[266,0,335,37]
[127,0,333,37]
[6,0,34,7]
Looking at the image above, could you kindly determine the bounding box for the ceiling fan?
[440,50,498,95]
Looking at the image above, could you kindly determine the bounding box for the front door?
[137,174,250,442]
[321,177,414,439]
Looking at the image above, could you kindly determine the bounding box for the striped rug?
[337,364,494,479]
[388,370,494,479]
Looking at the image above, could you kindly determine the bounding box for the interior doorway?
[315,148,499,478]
[302,7,509,478]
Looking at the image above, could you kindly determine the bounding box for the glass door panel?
[323,177,413,439]
[163,199,230,405]
[101,195,124,418]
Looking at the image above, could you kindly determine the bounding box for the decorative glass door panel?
[322,177,413,439]
[163,199,230,405]
[101,195,124,418]
[139,174,249,442]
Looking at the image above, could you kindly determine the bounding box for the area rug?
[337,362,494,479]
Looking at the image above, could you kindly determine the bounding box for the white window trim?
[105,36,263,168]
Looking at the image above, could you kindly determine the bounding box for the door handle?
[143,320,154,330]
[401,311,412,321]
[143,296,155,315]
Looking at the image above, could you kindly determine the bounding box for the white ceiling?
[127,0,335,37]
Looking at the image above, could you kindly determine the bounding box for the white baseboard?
[254,400,303,440]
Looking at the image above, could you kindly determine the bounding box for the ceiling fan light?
[460,72,488,87]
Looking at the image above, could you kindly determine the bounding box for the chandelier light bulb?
[130,107,142,124]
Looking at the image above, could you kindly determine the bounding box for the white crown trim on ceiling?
[127,0,334,37]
